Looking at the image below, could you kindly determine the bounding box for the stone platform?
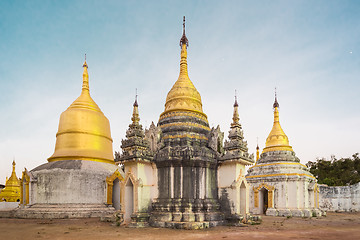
[6,203,116,219]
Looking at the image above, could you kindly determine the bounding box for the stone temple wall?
[319,182,360,212]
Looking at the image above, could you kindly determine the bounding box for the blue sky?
[0,0,359,182]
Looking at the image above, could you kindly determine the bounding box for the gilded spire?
[82,54,89,92]
[131,90,140,124]
[179,17,189,80]
[262,91,293,153]
[161,17,206,119]
[256,141,260,162]
[12,159,15,172]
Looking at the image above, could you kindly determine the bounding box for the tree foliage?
[306,153,360,186]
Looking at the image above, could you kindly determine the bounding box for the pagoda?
[149,17,224,229]
[246,93,322,217]
[0,161,20,202]
[16,59,124,218]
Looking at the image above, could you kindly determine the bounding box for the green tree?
[306,153,360,186]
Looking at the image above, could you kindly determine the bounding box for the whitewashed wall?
[320,182,360,212]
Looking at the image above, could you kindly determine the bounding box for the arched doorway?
[259,188,268,214]
[112,178,121,210]
[240,181,247,215]
[124,179,134,222]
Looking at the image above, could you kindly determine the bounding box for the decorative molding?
[160,121,210,131]
[253,182,275,208]
[20,168,30,205]
[106,170,124,205]
[246,172,315,180]
[249,162,308,169]
[120,169,139,213]
[162,133,208,140]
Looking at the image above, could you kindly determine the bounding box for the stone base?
[150,210,224,229]
[265,208,278,216]
[128,212,150,228]
[267,208,323,218]
[151,220,225,229]
[12,203,115,219]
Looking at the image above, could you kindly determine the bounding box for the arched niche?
[254,182,275,213]
[106,169,124,208]
[120,169,139,223]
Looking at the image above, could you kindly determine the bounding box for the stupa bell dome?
[48,60,114,163]
[262,94,293,153]
[160,18,206,119]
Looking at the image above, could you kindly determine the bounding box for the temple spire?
[273,87,279,109]
[179,16,189,80]
[12,160,15,173]
[231,90,240,127]
[82,54,89,92]
[132,90,140,124]
[180,16,189,48]
[256,139,260,162]
[262,90,293,153]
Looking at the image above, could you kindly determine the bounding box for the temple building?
[246,94,322,217]
[218,97,254,219]
[149,17,225,229]
[116,97,156,226]
[17,59,124,218]
[114,17,254,229]
[0,161,20,202]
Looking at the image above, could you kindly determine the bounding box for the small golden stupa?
[0,160,20,202]
[262,93,293,153]
[48,58,114,163]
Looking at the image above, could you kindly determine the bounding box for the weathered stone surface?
[14,203,116,219]
[30,161,122,205]
[320,182,360,212]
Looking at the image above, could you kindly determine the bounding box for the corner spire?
[256,139,260,162]
[180,16,189,48]
[82,54,89,92]
[131,90,140,124]
[231,91,240,127]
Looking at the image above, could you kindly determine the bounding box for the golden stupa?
[0,160,20,202]
[48,59,114,163]
[160,17,207,121]
[262,94,293,153]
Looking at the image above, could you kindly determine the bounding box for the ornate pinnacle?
[83,54,88,68]
[180,16,189,47]
[273,87,279,108]
[133,88,138,107]
[82,54,89,91]
[234,90,238,107]
[232,95,240,126]
[131,92,140,124]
